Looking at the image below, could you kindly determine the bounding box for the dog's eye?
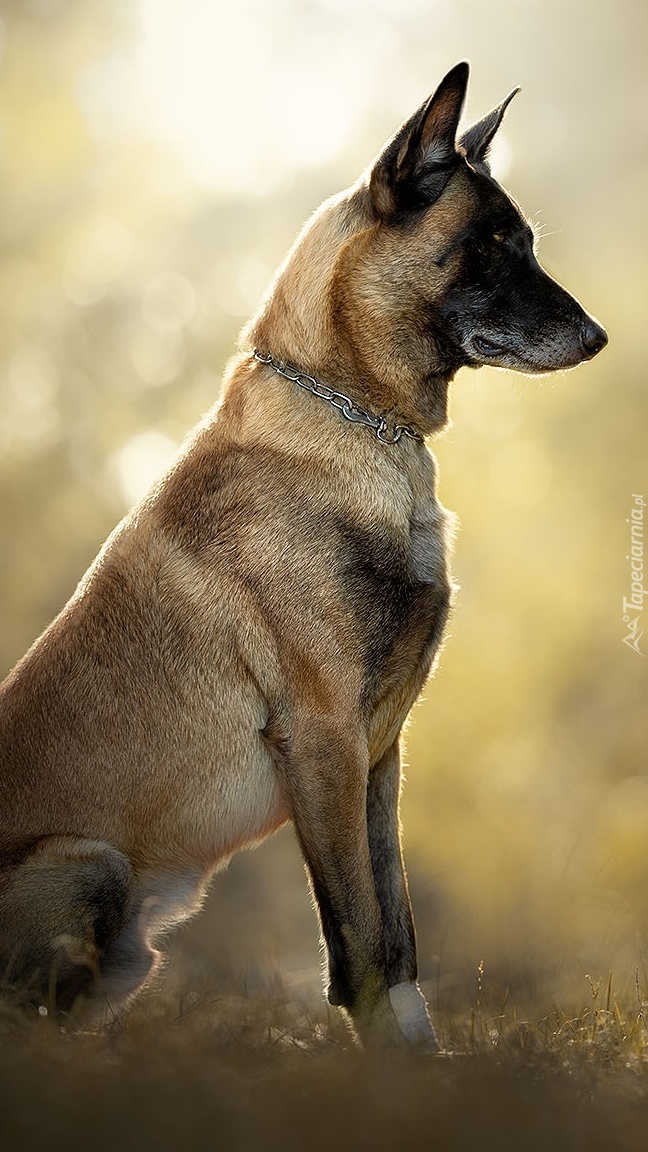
[492,232,506,244]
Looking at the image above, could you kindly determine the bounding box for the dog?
[0,62,607,1047]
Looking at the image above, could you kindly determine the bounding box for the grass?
[3,962,648,1152]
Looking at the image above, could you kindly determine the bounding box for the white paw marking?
[388,981,438,1048]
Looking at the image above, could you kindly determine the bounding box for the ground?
[3,964,648,1152]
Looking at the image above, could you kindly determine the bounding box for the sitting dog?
[0,62,607,1046]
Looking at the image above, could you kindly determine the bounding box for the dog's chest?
[361,500,451,763]
[346,474,452,716]
[409,504,448,585]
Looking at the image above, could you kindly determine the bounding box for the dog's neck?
[247,188,456,438]
[252,350,424,446]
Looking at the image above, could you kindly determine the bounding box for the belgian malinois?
[0,62,607,1047]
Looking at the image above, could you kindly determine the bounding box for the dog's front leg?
[367,739,439,1051]
[273,714,405,1047]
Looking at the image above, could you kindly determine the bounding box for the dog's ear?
[458,87,520,169]
[369,61,469,220]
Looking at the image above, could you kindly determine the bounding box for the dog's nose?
[580,317,608,358]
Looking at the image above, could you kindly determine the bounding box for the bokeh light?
[0,0,646,1011]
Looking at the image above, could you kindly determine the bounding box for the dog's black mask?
[370,62,607,375]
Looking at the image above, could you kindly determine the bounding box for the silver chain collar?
[253,351,423,446]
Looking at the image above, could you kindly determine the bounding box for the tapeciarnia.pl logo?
[623,494,645,656]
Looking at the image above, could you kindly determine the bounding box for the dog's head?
[250,63,607,435]
[366,61,607,377]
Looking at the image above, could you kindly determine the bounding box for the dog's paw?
[388,981,440,1051]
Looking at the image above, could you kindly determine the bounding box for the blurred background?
[0,0,646,1015]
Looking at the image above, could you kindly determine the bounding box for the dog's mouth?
[465,332,559,372]
[472,334,506,358]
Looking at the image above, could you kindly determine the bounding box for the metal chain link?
[253,351,423,446]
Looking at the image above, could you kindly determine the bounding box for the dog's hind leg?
[367,739,439,1050]
[0,837,155,1017]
